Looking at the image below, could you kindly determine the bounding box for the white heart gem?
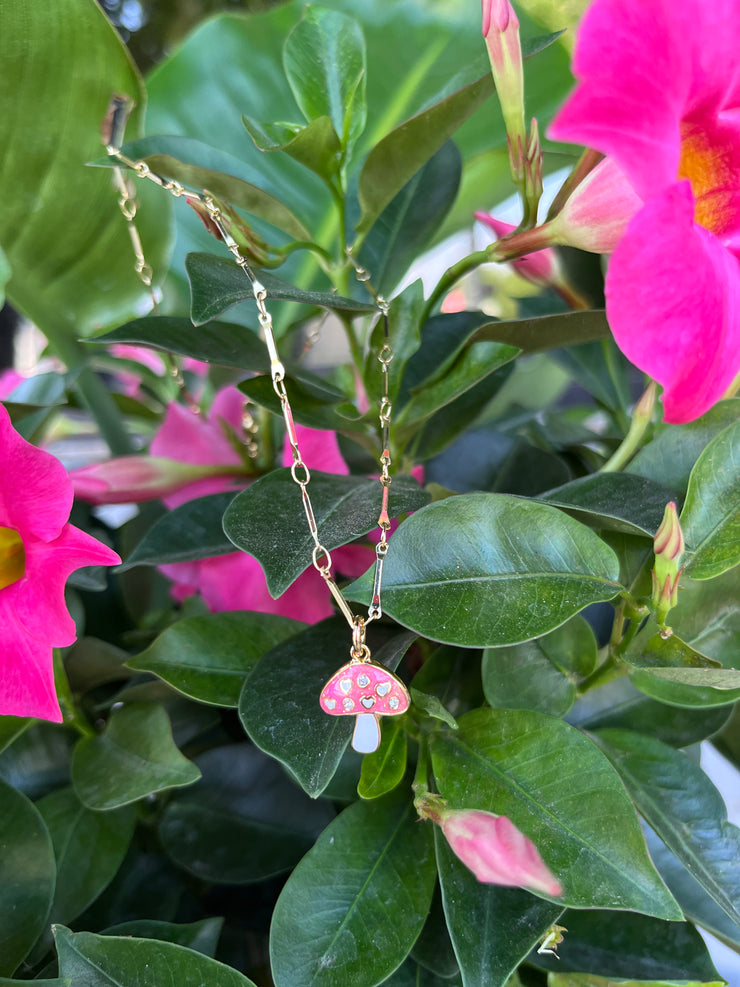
[361,696,375,709]
[343,697,355,711]
[325,698,336,710]
[376,681,391,697]
[389,696,400,710]
[339,678,353,694]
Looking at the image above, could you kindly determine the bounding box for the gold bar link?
[321,571,357,630]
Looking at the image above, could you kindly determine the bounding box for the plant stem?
[422,249,490,322]
[601,380,657,473]
[53,649,96,739]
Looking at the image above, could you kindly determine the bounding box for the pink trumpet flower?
[0,404,121,721]
[549,0,740,423]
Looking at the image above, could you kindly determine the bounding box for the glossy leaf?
[595,729,740,929]
[530,908,721,983]
[547,974,722,987]
[37,788,135,926]
[681,420,740,579]
[0,0,170,338]
[240,621,415,797]
[348,494,622,647]
[359,141,462,297]
[0,981,69,986]
[0,723,74,799]
[431,709,680,917]
[283,7,366,152]
[223,470,429,596]
[159,744,333,883]
[357,718,408,799]
[71,703,201,810]
[539,473,678,537]
[239,373,367,433]
[102,919,223,958]
[187,252,375,326]
[120,492,238,571]
[410,645,485,720]
[409,885,459,980]
[471,309,610,353]
[243,115,342,183]
[623,621,720,673]
[631,667,740,708]
[410,688,458,730]
[628,399,740,496]
[0,779,55,976]
[671,568,740,662]
[482,636,576,717]
[270,791,436,987]
[436,832,563,987]
[91,317,268,371]
[0,716,31,755]
[128,612,303,706]
[54,926,258,986]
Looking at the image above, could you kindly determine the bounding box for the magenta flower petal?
[0,596,63,721]
[606,183,740,423]
[0,404,72,541]
[281,425,350,475]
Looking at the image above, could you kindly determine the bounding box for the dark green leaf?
[628,399,740,496]
[430,709,680,917]
[0,0,171,338]
[410,645,484,720]
[37,788,135,926]
[482,636,576,717]
[240,621,414,797]
[681,419,740,580]
[471,309,610,353]
[539,473,678,537]
[408,885,459,980]
[359,141,462,297]
[119,492,238,571]
[0,981,68,986]
[595,729,740,929]
[435,831,563,987]
[0,716,31,755]
[0,723,73,799]
[223,470,429,596]
[348,494,622,647]
[71,704,201,810]
[159,744,333,883]
[364,281,425,407]
[283,7,366,151]
[90,318,268,371]
[0,780,55,976]
[128,612,304,706]
[631,667,740,707]
[410,689,458,729]
[54,926,258,986]
[102,919,223,958]
[270,792,436,987]
[622,620,721,673]
[243,115,342,183]
[357,718,408,799]
[187,252,375,326]
[671,568,740,662]
[552,338,633,415]
[239,373,367,433]
[530,908,721,983]
[547,974,722,987]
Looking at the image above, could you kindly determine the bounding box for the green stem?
[422,249,490,322]
[601,380,657,473]
[412,735,430,799]
[53,649,95,739]
[576,652,625,695]
[49,333,134,456]
[339,312,365,379]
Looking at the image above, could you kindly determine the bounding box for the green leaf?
[90,317,268,371]
[628,399,740,496]
[54,926,258,986]
[240,621,415,797]
[430,709,680,917]
[356,72,493,236]
[681,419,740,579]
[482,635,576,717]
[119,492,238,571]
[357,717,408,799]
[547,974,722,987]
[223,470,429,597]
[365,280,425,407]
[71,704,201,810]
[0,244,9,309]
[36,788,135,926]
[530,908,722,983]
[0,981,69,986]
[410,645,485,720]
[410,688,458,729]
[622,622,720,673]
[128,612,304,707]
[553,338,633,416]
[0,0,171,338]
[359,141,462,297]
[187,252,376,326]
[595,729,740,929]
[409,885,459,980]
[283,7,366,152]
[471,309,610,353]
[436,832,563,987]
[102,919,223,958]
[631,667,740,708]
[671,568,740,662]
[0,779,55,976]
[348,494,622,647]
[159,744,333,883]
[270,791,436,987]
[0,716,31,755]
[539,473,678,537]
[239,373,367,433]
[243,115,342,183]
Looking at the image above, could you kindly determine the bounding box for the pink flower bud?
[547,157,642,253]
[70,456,247,505]
[652,501,685,626]
[482,0,526,160]
[475,214,561,288]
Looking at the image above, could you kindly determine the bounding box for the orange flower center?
[678,121,738,235]
[0,525,25,590]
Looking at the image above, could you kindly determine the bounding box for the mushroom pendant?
[320,660,410,754]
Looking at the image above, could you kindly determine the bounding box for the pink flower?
[549,0,740,423]
[0,404,121,721]
[481,0,526,157]
[417,795,562,896]
[70,456,247,506]
[476,214,563,287]
[0,370,25,399]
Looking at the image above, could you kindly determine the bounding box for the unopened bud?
[70,456,248,505]
[652,502,685,627]
[482,0,526,171]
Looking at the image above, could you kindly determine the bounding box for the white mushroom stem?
[352,713,381,754]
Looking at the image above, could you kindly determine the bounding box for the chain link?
[106,143,395,657]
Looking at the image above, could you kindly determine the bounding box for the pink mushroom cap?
[320,661,409,717]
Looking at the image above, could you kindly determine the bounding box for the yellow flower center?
[678,121,737,235]
[0,525,25,590]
